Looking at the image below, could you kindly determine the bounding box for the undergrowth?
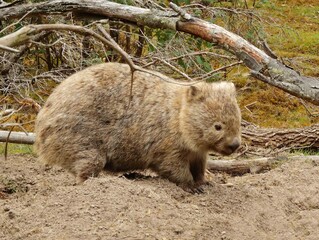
[233,0,319,128]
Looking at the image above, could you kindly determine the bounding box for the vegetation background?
[1,0,318,133]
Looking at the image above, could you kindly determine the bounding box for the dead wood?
[0,130,35,145]
[0,0,22,9]
[0,0,318,105]
[241,121,319,155]
[208,155,319,175]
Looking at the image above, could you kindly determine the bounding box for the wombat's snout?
[227,138,240,153]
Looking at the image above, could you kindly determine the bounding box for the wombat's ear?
[187,86,205,102]
[228,82,237,96]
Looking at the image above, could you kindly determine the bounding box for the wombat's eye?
[214,124,222,131]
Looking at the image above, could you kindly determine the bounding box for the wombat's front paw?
[180,183,205,194]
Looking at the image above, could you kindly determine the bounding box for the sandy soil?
[1,154,319,240]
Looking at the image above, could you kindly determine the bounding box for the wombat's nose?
[228,139,240,152]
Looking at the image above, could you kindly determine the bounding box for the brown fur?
[34,63,241,191]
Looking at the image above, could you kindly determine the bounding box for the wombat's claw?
[181,185,205,194]
[192,186,205,194]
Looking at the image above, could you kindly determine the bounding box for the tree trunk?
[0,0,318,105]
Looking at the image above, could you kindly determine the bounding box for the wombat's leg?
[156,159,201,193]
[156,159,194,186]
[71,151,106,184]
[189,158,206,185]
[183,154,209,193]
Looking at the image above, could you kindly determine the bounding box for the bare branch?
[30,38,62,47]
[96,24,136,72]
[260,39,278,59]
[0,44,19,53]
[169,2,192,20]
[194,61,243,81]
[143,51,235,68]
[152,57,193,81]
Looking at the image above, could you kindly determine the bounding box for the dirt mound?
[1,154,319,239]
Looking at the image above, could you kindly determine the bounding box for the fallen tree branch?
[208,155,319,175]
[0,0,23,9]
[0,24,112,50]
[0,0,318,104]
[241,121,319,155]
[0,23,206,86]
[0,44,19,53]
[0,130,35,145]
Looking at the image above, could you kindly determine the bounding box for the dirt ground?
[1,154,319,240]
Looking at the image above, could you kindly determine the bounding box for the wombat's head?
[180,82,241,155]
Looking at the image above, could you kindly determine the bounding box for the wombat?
[35,62,241,192]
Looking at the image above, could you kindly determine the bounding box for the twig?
[152,57,193,81]
[194,61,242,81]
[0,44,19,53]
[169,2,192,20]
[261,39,278,59]
[0,7,35,34]
[95,25,202,86]
[97,24,137,101]
[169,51,235,61]
[30,38,62,47]
[143,51,235,68]
[244,101,257,114]
[0,106,23,123]
[4,126,14,161]
[300,100,319,117]
[0,122,31,135]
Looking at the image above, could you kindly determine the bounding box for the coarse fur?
[34,63,241,191]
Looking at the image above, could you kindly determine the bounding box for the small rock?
[8,211,15,219]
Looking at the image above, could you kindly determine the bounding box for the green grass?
[290,148,319,156]
[270,29,319,54]
[260,2,319,57]
[0,143,34,155]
